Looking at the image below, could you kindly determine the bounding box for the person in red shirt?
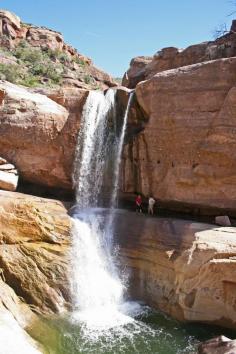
[135,194,143,213]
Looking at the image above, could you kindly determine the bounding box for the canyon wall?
[122,57,236,214]
[114,210,236,329]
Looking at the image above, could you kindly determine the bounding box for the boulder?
[114,210,236,329]
[122,57,236,214]
[0,190,71,314]
[0,170,18,191]
[198,336,236,354]
[215,216,231,227]
[0,81,84,189]
[0,158,18,191]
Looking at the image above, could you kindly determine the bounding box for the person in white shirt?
[148,197,156,215]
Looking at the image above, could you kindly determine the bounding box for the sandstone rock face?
[0,82,136,190]
[0,9,21,41]
[0,190,71,314]
[123,26,236,88]
[0,81,88,189]
[115,210,236,329]
[122,58,236,214]
[122,56,152,88]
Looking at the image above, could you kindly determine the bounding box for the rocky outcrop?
[0,9,116,90]
[122,57,236,214]
[0,157,18,191]
[0,190,71,314]
[123,23,236,88]
[122,56,152,88]
[0,9,21,40]
[114,210,236,329]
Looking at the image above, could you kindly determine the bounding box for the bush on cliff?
[0,63,24,83]
[0,37,106,89]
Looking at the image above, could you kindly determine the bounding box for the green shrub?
[14,45,43,63]
[29,62,48,76]
[44,48,70,63]
[73,57,86,66]
[20,75,40,87]
[84,74,93,84]
[0,63,24,83]
[46,64,62,84]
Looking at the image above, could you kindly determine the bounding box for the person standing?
[135,194,143,213]
[148,196,156,215]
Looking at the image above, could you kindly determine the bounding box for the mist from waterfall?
[71,89,137,333]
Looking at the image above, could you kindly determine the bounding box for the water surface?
[29,304,236,354]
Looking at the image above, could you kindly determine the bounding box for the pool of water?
[28,303,235,354]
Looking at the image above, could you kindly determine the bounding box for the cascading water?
[73,89,116,209]
[71,89,136,332]
[28,89,209,354]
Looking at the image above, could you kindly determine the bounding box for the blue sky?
[0,0,234,77]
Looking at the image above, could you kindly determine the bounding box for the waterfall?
[73,89,116,209]
[110,91,134,209]
[71,89,134,331]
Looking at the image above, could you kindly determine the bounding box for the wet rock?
[198,336,236,354]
